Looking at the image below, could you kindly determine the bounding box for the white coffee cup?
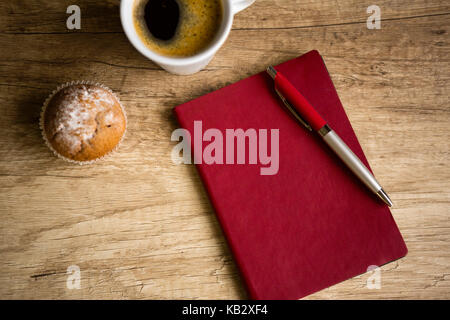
[120,0,255,75]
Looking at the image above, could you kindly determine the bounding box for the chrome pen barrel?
[318,125,393,206]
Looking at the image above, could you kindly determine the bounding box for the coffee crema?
[134,0,223,57]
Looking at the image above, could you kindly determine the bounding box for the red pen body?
[274,72,327,131]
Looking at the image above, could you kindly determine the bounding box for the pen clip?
[275,89,312,131]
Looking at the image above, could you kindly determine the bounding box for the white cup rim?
[120,0,234,67]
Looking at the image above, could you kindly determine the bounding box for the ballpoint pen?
[266,65,393,207]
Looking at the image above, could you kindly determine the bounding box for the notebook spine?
[173,108,259,299]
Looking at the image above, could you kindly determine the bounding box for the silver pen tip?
[377,188,393,207]
[266,66,277,79]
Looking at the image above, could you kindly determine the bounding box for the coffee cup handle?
[230,0,255,15]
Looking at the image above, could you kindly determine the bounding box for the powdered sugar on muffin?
[41,83,126,162]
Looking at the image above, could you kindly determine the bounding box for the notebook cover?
[173,50,407,300]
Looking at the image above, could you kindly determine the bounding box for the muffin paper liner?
[39,80,127,165]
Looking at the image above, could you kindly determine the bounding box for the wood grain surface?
[0,0,449,299]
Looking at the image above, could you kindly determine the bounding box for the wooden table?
[0,0,449,299]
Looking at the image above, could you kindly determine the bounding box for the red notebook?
[173,50,407,300]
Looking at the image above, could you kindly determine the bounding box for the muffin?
[40,82,127,163]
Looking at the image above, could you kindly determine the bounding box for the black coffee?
[134,0,223,57]
[144,0,179,41]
